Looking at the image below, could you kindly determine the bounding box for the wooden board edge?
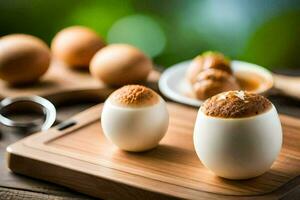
[8,140,227,200]
[7,133,300,199]
[6,143,181,200]
[7,143,300,200]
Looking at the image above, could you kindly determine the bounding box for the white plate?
[158,60,273,107]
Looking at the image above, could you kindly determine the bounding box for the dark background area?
[1,0,300,69]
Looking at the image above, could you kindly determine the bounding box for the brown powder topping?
[109,85,159,107]
[201,91,272,118]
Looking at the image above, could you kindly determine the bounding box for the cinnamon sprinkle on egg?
[201,91,272,118]
[109,85,159,107]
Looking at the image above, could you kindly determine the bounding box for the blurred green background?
[1,0,300,70]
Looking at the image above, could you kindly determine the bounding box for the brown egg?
[51,26,105,68]
[186,52,232,84]
[90,44,153,86]
[193,69,240,100]
[0,34,51,85]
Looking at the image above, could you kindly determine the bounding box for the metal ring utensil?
[0,96,56,133]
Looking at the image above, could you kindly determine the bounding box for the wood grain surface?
[6,103,300,199]
[0,60,98,98]
[0,60,160,101]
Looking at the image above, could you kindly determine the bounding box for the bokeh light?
[1,0,300,69]
[66,0,133,38]
[107,14,166,58]
[242,10,300,69]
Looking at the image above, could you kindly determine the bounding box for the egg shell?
[101,97,169,152]
[0,34,50,85]
[51,26,105,68]
[194,105,282,179]
[90,44,153,86]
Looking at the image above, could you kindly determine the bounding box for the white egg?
[101,85,169,152]
[193,91,282,180]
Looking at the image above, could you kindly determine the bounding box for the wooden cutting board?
[6,102,300,199]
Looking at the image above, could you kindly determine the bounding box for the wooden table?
[1,71,300,199]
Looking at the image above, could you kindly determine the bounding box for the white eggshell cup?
[101,98,169,152]
[193,105,282,180]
